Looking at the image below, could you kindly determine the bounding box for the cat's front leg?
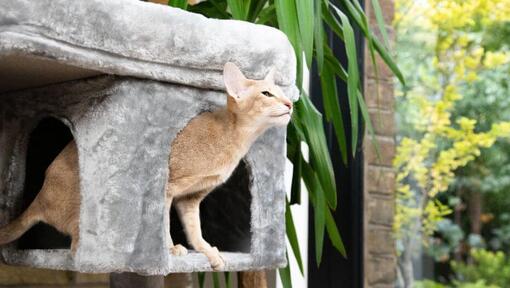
[175,194,225,270]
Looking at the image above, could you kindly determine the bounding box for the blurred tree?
[394,1,510,287]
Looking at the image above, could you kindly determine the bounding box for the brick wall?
[363,0,397,287]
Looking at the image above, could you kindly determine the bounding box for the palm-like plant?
[168,0,404,286]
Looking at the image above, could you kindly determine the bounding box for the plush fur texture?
[0,0,298,100]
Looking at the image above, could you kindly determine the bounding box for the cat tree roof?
[0,0,298,98]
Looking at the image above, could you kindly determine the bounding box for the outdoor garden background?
[394,0,510,287]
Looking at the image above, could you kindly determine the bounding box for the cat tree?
[0,0,297,275]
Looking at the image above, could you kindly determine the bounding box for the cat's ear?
[224,62,248,98]
[264,67,276,84]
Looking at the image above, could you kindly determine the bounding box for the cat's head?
[223,62,293,127]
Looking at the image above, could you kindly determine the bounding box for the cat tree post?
[0,0,297,279]
[110,272,164,288]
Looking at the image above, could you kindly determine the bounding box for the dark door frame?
[308,8,366,288]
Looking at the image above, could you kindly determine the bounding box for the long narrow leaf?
[286,198,304,274]
[370,0,391,49]
[274,0,300,56]
[325,208,347,257]
[301,158,326,265]
[295,94,337,209]
[314,0,324,72]
[224,272,232,288]
[326,1,405,85]
[278,254,292,288]
[324,45,348,81]
[321,62,348,164]
[287,123,302,204]
[226,0,248,20]
[332,6,360,155]
[248,0,268,22]
[314,179,326,265]
[168,0,188,9]
[197,272,206,288]
[358,91,382,159]
[256,4,276,24]
[212,273,220,288]
[296,0,314,68]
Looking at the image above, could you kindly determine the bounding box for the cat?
[0,62,293,270]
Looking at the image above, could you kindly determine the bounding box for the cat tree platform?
[0,0,297,275]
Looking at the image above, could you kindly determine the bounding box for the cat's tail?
[0,201,42,245]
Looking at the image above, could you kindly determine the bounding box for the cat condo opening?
[18,117,74,250]
[0,0,298,275]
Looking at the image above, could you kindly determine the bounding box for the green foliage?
[414,280,448,288]
[426,219,464,262]
[169,0,401,286]
[394,0,510,286]
[168,0,188,9]
[451,249,510,287]
[394,0,510,250]
[414,249,510,288]
[415,279,500,288]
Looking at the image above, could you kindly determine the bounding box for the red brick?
[364,136,395,167]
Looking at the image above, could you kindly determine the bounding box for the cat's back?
[169,110,238,179]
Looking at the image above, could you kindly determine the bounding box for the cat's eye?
[262,91,274,97]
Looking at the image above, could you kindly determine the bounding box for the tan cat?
[0,62,293,270]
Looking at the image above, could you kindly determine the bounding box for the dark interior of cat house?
[18,117,73,249]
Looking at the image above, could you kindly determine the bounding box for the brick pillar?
[363,0,397,287]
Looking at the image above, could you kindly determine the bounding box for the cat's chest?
[212,152,245,184]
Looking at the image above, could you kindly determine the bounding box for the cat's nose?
[284,101,293,110]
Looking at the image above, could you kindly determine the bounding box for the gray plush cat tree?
[0,0,297,276]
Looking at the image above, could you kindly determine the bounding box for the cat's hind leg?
[174,191,225,270]
[165,189,188,256]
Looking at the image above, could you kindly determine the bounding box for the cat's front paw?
[170,244,188,256]
[206,246,225,271]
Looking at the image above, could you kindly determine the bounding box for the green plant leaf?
[197,272,206,288]
[278,256,292,288]
[326,1,405,85]
[226,0,249,20]
[314,178,326,265]
[321,62,348,164]
[247,0,268,22]
[167,0,188,9]
[301,158,326,265]
[324,45,348,81]
[331,5,360,156]
[256,4,276,24]
[274,0,300,56]
[370,0,391,49]
[287,123,302,204]
[296,0,314,68]
[295,94,337,209]
[285,198,304,274]
[212,272,220,288]
[224,272,232,288]
[188,0,230,19]
[325,207,347,257]
[314,0,324,72]
[358,90,381,159]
